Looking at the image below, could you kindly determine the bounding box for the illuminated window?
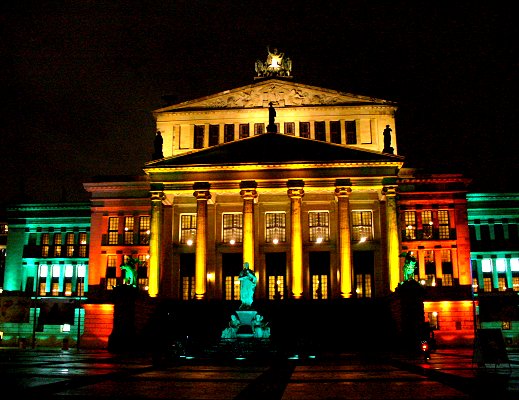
[265,212,286,243]
[299,122,310,138]
[108,217,119,245]
[355,274,372,298]
[182,276,195,300]
[481,259,492,272]
[424,250,435,285]
[194,125,204,149]
[498,276,507,291]
[312,275,328,299]
[64,264,73,296]
[124,216,134,245]
[139,216,150,245]
[66,232,75,257]
[330,121,341,144]
[106,255,117,290]
[513,276,519,292]
[209,124,220,146]
[53,233,62,257]
[78,232,88,257]
[254,123,265,135]
[351,211,373,241]
[502,321,511,330]
[346,121,356,144]
[438,210,450,239]
[472,277,479,292]
[51,264,60,296]
[41,233,50,257]
[483,277,492,292]
[428,312,439,330]
[0,223,7,234]
[284,122,295,136]
[443,274,453,286]
[38,264,48,296]
[77,264,85,296]
[222,213,242,243]
[422,210,433,239]
[137,255,149,290]
[268,275,285,300]
[180,214,197,244]
[496,258,506,272]
[239,123,249,139]
[404,211,416,240]
[309,211,329,242]
[511,258,519,271]
[224,276,240,301]
[314,121,325,141]
[224,124,234,142]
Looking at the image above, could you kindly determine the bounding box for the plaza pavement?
[0,346,517,399]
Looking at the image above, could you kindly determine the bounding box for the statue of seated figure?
[221,314,240,340]
[252,314,270,339]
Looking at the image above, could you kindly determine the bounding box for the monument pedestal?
[236,310,257,338]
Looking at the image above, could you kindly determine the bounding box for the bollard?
[62,338,69,350]
[18,338,27,349]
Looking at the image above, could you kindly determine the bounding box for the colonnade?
[147,180,401,299]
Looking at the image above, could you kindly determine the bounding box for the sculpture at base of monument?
[221,314,240,339]
[120,256,140,287]
[400,251,417,282]
[239,262,257,310]
[252,314,270,339]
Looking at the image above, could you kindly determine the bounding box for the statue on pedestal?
[239,262,257,309]
[221,314,240,339]
[382,125,394,154]
[400,252,417,282]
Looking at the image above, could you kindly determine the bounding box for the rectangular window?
[77,264,86,296]
[483,277,492,292]
[472,277,479,292]
[438,210,450,239]
[443,274,453,286]
[182,276,195,300]
[330,121,341,144]
[239,123,250,139]
[422,210,433,239]
[268,275,285,300]
[194,125,204,149]
[139,216,150,245]
[106,255,117,290]
[78,232,88,257]
[346,121,357,144]
[53,233,62,257]
[404,211,416,240]
[38,264,48,296]
[137,254,149,290]
[225,275,240,301]
[265,212,286,243]
[108,217,119,245]
[209,124,220,146]
[312,274,328,299]
[51,264,60,296]
[351,211,373,241]
[314,121,326,141]
[424,250,435,283]
[441,249,453,286]
[41,233,50,257]
[66,232,75,257]
[224,124,235,142]
[513,276,519,292]
[180,214,197,244]
[428,312,439,330]
[284,122,295,136]
[124,216,134,245]
[254,123,265,135]
[355,273,372,298]
[498,276,507,291]
[309,211,330,242]
[222,213,243,243]
[299,122,310,138]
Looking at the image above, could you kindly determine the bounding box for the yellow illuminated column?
[240,181,258,270]
[288,180,304,299]
[335,183,352,298]
[193,182,211,300]
[149,190,165,297]
[383,185,401,292]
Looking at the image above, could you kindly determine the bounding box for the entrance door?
[353,251,374,298]
[180,253,195,300]
[309,251,330,300]
[222,253,242,301]
[266,252,286,300]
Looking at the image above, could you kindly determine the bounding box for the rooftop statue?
[255,46,292,78]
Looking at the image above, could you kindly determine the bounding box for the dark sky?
[1,1,516,208]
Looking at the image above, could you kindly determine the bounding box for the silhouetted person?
[383,125,394,154]
[267,102,277,133]
[152,131,164,160]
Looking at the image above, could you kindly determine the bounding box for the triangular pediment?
[154,79,394,112]
[145,132,404,168]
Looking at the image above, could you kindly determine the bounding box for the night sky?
[1,2,516,208]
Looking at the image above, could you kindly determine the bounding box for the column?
[334,180,352,298]
[193,182,211,300]
[288,180,305,299]
[505,258,513,290]
[240,181,258,270]
[149,189,165,297]
[383,184,400,291]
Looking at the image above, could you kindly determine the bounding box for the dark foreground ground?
[0,345,517,400]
